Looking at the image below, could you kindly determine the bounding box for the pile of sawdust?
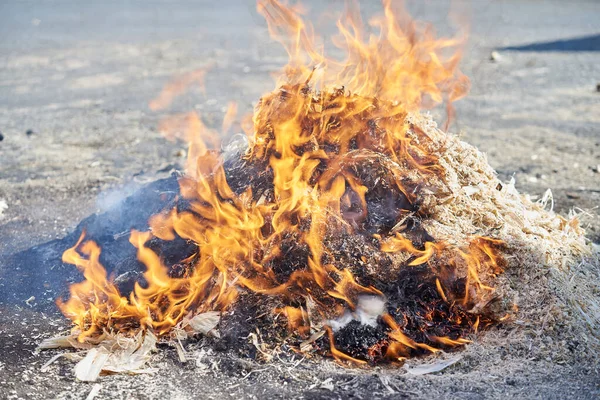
[39,102,599,379]
[407,112,598,358]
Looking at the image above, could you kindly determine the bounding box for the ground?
[0,0,599,399]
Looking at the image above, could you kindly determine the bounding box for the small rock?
[596,83,600,93]
[26,129,34,136]
[0,131,3,141]
[489,51,501,62]
[566,192,580,199]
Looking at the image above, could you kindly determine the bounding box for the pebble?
[0,131,3,141]
[26,129,34,136]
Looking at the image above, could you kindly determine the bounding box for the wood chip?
[188,311,221,337]
[75,348,110,382]
[85,383,102,400]
[404,355,462,376]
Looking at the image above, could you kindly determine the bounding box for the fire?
[58,0,506,364]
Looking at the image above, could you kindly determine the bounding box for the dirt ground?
[0,1,599,399]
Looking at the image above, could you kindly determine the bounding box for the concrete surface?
[0,1,599,399]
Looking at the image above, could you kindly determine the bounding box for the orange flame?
[257,0,469,115]
[58,0,505,364]
[149,68,210,111]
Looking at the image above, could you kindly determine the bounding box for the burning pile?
[44,0,588,372]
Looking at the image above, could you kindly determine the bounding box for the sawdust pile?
[406,112,599,356]
[39,100,599,379]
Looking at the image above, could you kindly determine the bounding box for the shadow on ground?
[500,34,600,52]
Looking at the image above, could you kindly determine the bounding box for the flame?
[149,68,209,111]
[257,0,469,120]
[58,0,506,364]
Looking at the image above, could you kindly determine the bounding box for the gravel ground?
[0,1,599,399]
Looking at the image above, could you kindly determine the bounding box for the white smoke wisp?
[328,295,387,332]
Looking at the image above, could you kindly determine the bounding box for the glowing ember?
[58,0,507,364]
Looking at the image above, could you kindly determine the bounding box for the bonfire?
[40,0,590,380]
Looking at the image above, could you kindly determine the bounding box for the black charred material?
[359,166,414,234]
[400,218,436,249]
[265,234,310,283]
[385,266,480,346]
[330,320,388,363]
[319,265,484,363]
[146,236,198,270]
[320,150,418,235]
[324,231,394,282]
[113,271,143,296]
[216,293,264,355]
[223,153,272,198]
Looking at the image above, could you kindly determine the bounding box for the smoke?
[221,133,249,161]
[328,295,387,332]
[95,182,144,213]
